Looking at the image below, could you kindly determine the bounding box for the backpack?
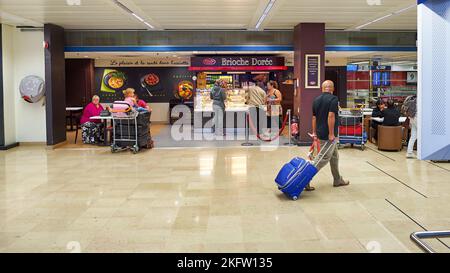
[19,75,45,103]
[402,95,417,118]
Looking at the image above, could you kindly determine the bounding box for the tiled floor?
[1,142,450,253]
[64,123,290,149]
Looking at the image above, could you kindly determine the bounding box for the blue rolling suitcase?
[275,141,334,200]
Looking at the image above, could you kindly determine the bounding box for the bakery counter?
[194,106,250,112]
[194,106,250,133]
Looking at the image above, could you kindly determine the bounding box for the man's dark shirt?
[312,92,339,140]
[371,108,383,129]
[382,107,401,126]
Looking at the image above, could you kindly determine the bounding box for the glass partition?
[346,57,417,108]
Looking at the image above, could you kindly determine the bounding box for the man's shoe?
[406,153,415,159]
[305,184,315,191]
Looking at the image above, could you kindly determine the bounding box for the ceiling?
[0,0,417,30]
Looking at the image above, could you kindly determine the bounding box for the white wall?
[12,29,46,142]
[2,25,16,145]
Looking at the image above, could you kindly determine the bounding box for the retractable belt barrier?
[307,134,321,161]
[247,110,289,142]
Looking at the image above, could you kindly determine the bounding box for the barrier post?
[284,109,295,146]
[241,111,253,146]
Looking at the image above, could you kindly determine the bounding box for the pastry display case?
[226,89,247,108]
[194,88,248,111]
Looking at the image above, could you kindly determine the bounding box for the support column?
[0,24,19,150]
[293,23,325,145]
[418,0,450,160]
[45,24,67,145]
[0,24,4,149]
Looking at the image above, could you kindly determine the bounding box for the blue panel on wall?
[418,0,450,160]
[64,45,418,53]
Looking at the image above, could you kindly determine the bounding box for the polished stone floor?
[1,143,450,253]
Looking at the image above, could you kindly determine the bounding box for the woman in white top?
[265,80,283,134]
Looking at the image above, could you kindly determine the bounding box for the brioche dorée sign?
[190,56,286,71]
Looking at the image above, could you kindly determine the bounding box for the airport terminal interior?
[1,0,450,253]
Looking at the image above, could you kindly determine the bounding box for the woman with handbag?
[264,80,283,137]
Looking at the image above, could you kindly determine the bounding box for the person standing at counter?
[265,81,283,135]
[247,86,267,136]
[210,79,227,137]
[246,86,266,107]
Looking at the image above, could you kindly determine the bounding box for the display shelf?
[194,88,248,111]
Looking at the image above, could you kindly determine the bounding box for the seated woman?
[134,93,151,112]
[123,88,137,107]
[80,95,106,144]
[371,99,385,141]
[382,99,401,126]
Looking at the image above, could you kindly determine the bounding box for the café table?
[371,117,407,123]
[66,107,83,131]
[90,115,113,146]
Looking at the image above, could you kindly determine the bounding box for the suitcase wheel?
[132,145,139,154]
[292,196,298,201]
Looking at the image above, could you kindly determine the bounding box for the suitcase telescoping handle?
[311,140,336,168]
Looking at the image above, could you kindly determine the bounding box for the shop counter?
[194,106,250,133]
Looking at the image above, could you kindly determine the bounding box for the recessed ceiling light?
[131,13,144,22]
[143,22,154,29]
[354,4,415,30]
[254,0,276,30]
[113,0,155,29]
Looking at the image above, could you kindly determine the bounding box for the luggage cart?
[111,109,140,154]
[338,108,367,150]
[410,230,450,253]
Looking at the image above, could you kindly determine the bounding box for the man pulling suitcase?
[310,80,350,190]
[275,80,349,200]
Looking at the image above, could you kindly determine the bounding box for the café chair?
[377,125,404,151]
[74,115,81,144]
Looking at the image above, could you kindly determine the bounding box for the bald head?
[322,80,335,93]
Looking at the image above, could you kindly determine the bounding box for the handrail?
[410,230,450,253]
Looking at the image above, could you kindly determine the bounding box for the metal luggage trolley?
[111,106,140,154]
[338,108,367,150]
[411,230,450,253]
